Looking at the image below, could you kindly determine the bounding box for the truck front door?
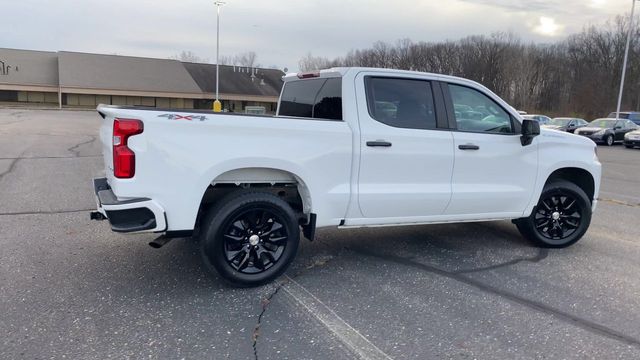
[442,83,538,216]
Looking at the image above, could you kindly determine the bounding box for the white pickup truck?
[92,67,601,286]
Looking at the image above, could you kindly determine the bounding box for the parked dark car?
[522,114,552,125]
[543,117,588,133]
[624,129,640,148]
[607,111,640,126]
[575,118,639,146]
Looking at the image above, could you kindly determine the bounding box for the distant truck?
[91,67,602,286]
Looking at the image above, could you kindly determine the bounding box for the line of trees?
[299,16,640,120]
[170,51,260,67]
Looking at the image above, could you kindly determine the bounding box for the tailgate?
[97,105,116,178]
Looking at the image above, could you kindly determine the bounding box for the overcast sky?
[2,0,634,70]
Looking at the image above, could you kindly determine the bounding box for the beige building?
[0,48,284,113]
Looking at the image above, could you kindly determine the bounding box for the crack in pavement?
[0,119,25,127]
[252,284,284,360]
[0,157,21,183]
[598,197,640,208]
[0,132,98,137]
[251,254,337,360]
[0,113,25,126]
[454,248,549,274]
[0,208,94,216]
[67,136,97,157]
[0,155,101,160]
[352,247,640,349]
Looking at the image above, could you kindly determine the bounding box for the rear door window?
[279,78,342,120]
[364,77,437,130]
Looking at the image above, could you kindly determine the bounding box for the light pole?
[615,0,638,120]
[213,1,225,112]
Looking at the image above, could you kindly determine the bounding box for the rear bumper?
[92,177,167,233]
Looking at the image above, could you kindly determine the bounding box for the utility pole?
[213,1,225,112]
[616,0,638,119]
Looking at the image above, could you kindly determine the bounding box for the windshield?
[590,119,616,128]
[607,112,629,119]
[550,118,572,126]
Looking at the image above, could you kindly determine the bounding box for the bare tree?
[218,51,261,67]
[169,50,209,63]
[234,51,259,67]
[298,52,332,71]
[297,14,640,119]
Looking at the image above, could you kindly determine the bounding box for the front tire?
[200,191,300,287]
[515,180,592,248]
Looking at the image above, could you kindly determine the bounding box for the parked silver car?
[522,114,552,125]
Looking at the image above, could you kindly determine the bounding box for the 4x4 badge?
[158,114,207,121]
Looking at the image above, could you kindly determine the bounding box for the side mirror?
[614,126,622,130]
[521,119,540,146]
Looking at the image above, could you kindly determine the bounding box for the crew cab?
[91,67,602,286]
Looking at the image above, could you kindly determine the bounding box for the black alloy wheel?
[200,191,300,287]
[221,208,288,274]
[515,180,591,248]
[533,194,582,240]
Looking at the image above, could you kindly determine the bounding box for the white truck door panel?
[447,132,538,215]
[443,83,538,215]
[355,74,455,218]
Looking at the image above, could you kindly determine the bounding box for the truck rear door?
[355,73,455,219]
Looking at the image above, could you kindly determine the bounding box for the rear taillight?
[113,118,143,178]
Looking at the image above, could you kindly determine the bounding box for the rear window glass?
[278,78,342,120]
[364,77,437,130]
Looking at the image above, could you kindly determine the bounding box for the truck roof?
[283,67,482,86]
[282,67,494,100]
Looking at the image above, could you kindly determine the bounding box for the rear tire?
[199,191,300,287]
[515,180,591,248]
[605,134,614,146]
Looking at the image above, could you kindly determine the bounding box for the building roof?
[1,48,285,100]
[0,48,59,87]
[182,63,283,97]
[57,51,202,94]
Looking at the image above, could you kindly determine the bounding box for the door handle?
[367,141,392,147]
[458,144,480,150]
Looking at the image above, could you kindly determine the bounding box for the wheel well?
[193,168,311,235]
[546,168,595,203]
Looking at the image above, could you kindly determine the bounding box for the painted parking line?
[283,275,393,360]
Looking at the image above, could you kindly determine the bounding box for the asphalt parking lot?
[1,108,640,359]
